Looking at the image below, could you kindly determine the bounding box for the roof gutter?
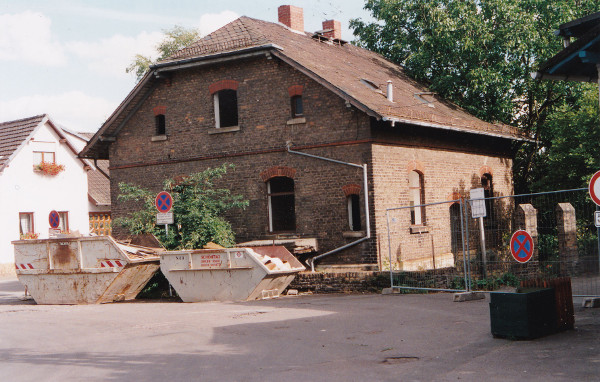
[531,70,597,83]
[286,143,371,272]
[381,116,533,142]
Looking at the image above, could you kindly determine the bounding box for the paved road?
[0,278,598,382]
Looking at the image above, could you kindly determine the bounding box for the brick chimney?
[322,19,341,40]
[278,5,304,32]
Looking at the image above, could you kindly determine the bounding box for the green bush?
[114,164,248,250]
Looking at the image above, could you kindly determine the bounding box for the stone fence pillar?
[556,203,578,275]
[514,204,539,277]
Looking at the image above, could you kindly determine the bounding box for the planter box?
[489,288,556,340]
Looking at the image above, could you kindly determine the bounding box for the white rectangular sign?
[469,188,487,218]
[595,211,600,228]
[156,212,174,225]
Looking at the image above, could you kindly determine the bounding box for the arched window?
[408,170,425,225]
[481,173,494,220]
[347,194,362,231]
[268,177,295,232]
[155,114,166,135]
[449,203,463,255]
[214,89,238,128]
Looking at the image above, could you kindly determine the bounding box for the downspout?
[286,143,371,272]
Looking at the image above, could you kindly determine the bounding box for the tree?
[114,164,249,250]
[350,0,600,191]
[126,25,200,81]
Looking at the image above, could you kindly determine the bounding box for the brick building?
[82,6,527,271]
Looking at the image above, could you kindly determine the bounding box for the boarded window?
[155,114,166,135]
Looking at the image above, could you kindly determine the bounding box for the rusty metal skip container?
[13,236,160,304]
[160,246,305,302]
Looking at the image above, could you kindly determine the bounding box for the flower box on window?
[20,232,39,240]
[33,161,65,176]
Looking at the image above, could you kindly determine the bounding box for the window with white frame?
[19,212,34,235]
[408,170,425,225]
[213,89,238,128]
[267,177,295,232]
[58,211,69,232]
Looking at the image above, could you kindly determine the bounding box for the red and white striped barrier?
[100,260,124,268]
[15,263,34,270]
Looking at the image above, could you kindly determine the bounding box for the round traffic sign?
[510,230,534,263]
[155,191,173,213]
[589,170,600,206]
[49,210,60,229]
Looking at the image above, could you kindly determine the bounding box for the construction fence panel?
[464,188,600,297]
[386,199,469,292]
[386,188,600,297]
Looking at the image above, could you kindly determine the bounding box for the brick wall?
[108,54,514,269]
[370,128,513,270]
[109,55,376,263]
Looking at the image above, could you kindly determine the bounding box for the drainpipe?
[286,143,371,272]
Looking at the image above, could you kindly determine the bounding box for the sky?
[0,0,373,132]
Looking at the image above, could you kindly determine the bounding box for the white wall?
[0,120,90,264]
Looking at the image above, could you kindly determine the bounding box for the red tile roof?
[82,15,528,159]
[162,17,525,139]
[0,115,45,171]
[87,159,111,206]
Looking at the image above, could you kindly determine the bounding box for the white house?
[0,115,91,272]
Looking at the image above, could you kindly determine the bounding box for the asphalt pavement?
[0,277,598,382]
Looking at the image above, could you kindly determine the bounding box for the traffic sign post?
[470,188,487,278]
[155,191,173,213]
[590,171,600,280]
[510,230,534,263]
[155,191,174,235]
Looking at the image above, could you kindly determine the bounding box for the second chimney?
[278,5,304,32]
[322,20,341,40]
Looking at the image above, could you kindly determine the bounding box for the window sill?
[286,117,306,125]
[208,126,240,134]
[343,231,366,238]
[410,225,429,234]
[151,135,168,142]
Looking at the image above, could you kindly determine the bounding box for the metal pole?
[459,199,469,292]
[479,216,487,279]
[165,224,169,236]
[597,64,600,274]
[386,210,394,289]
[597,202,600,274]
[462,198,472,291]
